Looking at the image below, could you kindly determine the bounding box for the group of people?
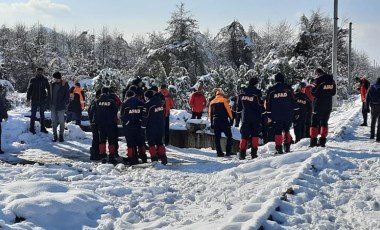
[356,75,380,141]
[203,68,336,159]
[0,66,340,164]
[88,78,174,165]
[26,68,85,142]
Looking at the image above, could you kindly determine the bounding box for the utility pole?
[332,0,338,106]
[348,22,352,94]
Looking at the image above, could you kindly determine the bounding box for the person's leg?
[309,112,320,147]
[30,101,38,133]
[239,122,249,159]
[51,109,58,141]
[214,126,223,156]
[58,110,65,141]
[273,121,283,154]
[361,102,368,126]
[224,126,233,156]
[39,101,47,132]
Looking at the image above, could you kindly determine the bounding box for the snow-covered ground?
[0,97,379,230]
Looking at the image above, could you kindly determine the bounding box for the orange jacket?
[71,86,85,110]
[208,95,233,121]
[302,84,315,103]
[160,88,174,117]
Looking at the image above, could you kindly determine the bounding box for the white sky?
[0,0,379,65]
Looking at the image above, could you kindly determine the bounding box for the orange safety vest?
[71,86,85,110]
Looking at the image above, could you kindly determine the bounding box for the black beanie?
[150,85,158,92]
[144,90,154,99]
[275,73,285,83]
[126,90,135,98]
[101,87,109,94]
[53,72,62,79]
[249,77,259,86]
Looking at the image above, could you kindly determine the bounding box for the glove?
[229,119,234,127]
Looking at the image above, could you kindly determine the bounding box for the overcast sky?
[1,0,379,65]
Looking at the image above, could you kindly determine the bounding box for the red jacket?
[302,84,315,103]
[160,88,174,117]
[358,78,370,102]
[189,91,206,113]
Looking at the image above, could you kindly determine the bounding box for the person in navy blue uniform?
[94,87,119,163]
[120,90,147,165]
[293,83,312,143]
[209,88,234,157]
[365,77,380,141]
[266,73,299,154]
[142,90,167,165]
[237,77,263,159]
[309,68,336,147]
[88,90,101,160]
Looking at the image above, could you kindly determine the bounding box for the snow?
[0,96,379,229]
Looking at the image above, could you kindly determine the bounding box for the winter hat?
[52,72,62,79]
[126,90,135,98]
[128,85,138,93]
[215,88,224,95]
[150,85,158,92]
[101,87,109,94]
[75,82,81,87]
[144,90,154,99]
[249,77,259,86]
[132,77,142,85]
[274,73,285,83]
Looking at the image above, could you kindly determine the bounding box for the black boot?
[251,148,258,159]
[58,134,64,142]
[275,145,283,154]
[318,137,327,147]
[151,156,159,162]
[30,127,36,134]
[0,149,4,154]
[108,155,118,164]
[160,155,168,165]
[283,143,291,153]
[90,147,101,161]
[52,134,58,142]
[239,149,246,160]
[41,126,48,134]
[309,138,318,147]
[216,152,224,157]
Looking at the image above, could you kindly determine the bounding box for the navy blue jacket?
[120,96,144,128]
[142,94,165,131]
[294,91,312,118]
[312,74,336,112]
[237,85,263,122]
[209,95,233,127]
[266,83,298,123]
[94,94,118,126]
[366,83,380,105]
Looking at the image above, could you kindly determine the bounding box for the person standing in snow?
[26,67,50,134]
[293,83,312,143]
[355,76,371,126]
[142,90,167,165]
[309,68,336,147]
[229,95,241,127]
[209,88,234,157]
[93,87,119,164]
[236,77,263,160]
[49,72,70,142]
[189,84,207,119]
[366,77,380,141]
[120,90,147,165]
[0,86,8,154]
[265,73,299,154]
[159,85,174,145]
[67,90,82,126]
[87,90,101,160]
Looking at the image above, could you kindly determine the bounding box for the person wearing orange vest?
[209,88,234,157]
[71,83,86,110]
[159,85,174,145]
[355,76,371,126]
